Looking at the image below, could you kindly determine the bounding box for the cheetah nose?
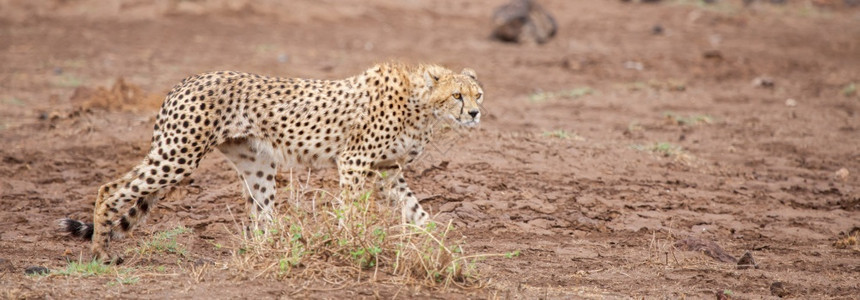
[468,109,479,118]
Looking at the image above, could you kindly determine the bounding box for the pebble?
[24,266,49,275]
[193,258,215,267]
[623,61,644,71]
[835,168,849,181]
[736,251,758,269]
[752,76,774,88]
[770,281,789,297]
[785,98,797,107]
[703,49,723,59]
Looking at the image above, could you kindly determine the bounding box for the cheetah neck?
[350,63,440,136]
[404,68,439,132]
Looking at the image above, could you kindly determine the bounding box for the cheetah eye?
[452,92,462,100]
[476,93,482,99]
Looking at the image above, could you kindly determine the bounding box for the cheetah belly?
[250,138,338,171]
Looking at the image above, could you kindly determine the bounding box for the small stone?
[652,25,664,35]
[736,251,758,269]
[675,237,736,263]
[193,258,215,267]
[785,98,797,107]
[24,266,49,275]
[752,76,774,88]
[770,281,789,297]
[835,168,849,181]
[438,202,459,213]
[703,50,723,60]
[276,53,289,63]
[623,61,644,71]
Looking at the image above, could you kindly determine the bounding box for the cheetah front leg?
[375,168,429,226]
[335,152,374,221]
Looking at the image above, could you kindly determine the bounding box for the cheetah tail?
[59,218,94,241]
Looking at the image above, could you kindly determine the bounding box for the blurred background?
[1,0,858,298]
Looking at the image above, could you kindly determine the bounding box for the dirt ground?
[1,0,859,298]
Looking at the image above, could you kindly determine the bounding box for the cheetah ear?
[423,70,439,89]
[461,68,477,80]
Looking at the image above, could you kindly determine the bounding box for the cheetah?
[60,62,484,263]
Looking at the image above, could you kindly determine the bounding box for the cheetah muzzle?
[59,63,485,263]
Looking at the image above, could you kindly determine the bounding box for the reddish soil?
[2,0,859,298]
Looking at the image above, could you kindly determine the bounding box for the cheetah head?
[424,67,484,127]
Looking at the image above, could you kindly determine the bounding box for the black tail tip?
[59,218,94,241]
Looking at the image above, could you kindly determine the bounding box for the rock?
[652,25,664,35]
[770,281,790,297]
[785,98,797,107]
[736,251,758,269]
[438,201,460,213]
[703,50,723,60]
[24,266,49,275]
[454,202,487,222]
[515,198,557,214]
[674,236,737,263]
[835,168,849,181]
[492,0,557,44]
[752,76,774,88]
[528,218,553,229]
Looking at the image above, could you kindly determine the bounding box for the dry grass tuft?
[222,171,495,288]
[640,232,740,272]
[833,227,859,251]
[69,78,163,112]
[632,142,698,166]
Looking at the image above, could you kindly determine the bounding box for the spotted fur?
[60,63,484,262]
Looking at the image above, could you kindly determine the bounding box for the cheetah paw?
[92,252,124,265]
[405,206,430,227]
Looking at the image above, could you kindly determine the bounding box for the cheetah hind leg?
[217,138,279,238]
[60,189,160,263]
[87,149,203,263]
